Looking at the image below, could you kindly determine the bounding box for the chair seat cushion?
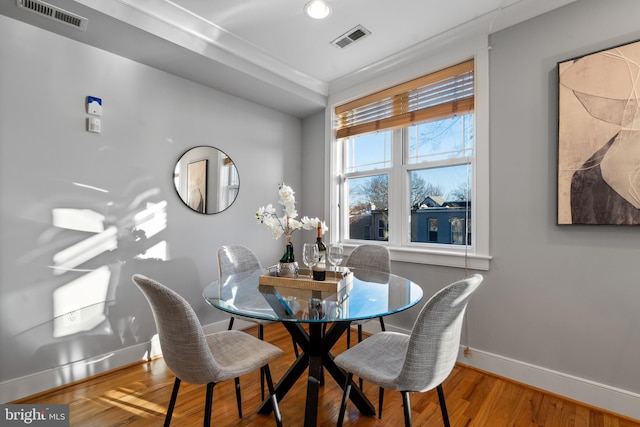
[334,331,409,390]
[206,330,284,381]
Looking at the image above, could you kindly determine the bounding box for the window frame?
[328,50,490,271]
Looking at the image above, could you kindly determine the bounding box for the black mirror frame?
[173,146,240,214]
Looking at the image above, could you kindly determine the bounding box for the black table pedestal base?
[257,321,375,427]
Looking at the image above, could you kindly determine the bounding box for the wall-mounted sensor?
[87,96,102,116]
[87,117,101,133]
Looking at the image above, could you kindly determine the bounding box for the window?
[377,218,387,240]
[428,219,438,242]
[331,56,489,269]
[223,157,239,207]
[451,218,466,245]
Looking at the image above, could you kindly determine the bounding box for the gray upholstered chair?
[132,274,283,427]
[334,274,483,427]
[344,244,391,348]
[217,245,299,398]
[217,245,268,333]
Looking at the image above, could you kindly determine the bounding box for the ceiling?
[1,0,576,117]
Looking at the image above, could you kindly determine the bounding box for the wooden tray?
[259,268,352,293]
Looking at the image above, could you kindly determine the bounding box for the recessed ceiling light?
[304,0,332,19]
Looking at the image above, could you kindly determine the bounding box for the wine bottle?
[313,222,327,281]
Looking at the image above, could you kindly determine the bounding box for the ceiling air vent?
[17,0,88,31]
[331,25,370,49]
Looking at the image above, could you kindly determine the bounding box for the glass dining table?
[203,267,423,427]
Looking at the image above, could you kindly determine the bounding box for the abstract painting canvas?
[557,39,640,225]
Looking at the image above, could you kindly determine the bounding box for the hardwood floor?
[12,323,640,426]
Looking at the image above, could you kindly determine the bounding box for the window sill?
[342,243,491,270]
[391,246,491,270]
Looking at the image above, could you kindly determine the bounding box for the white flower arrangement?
[256,183,326,241]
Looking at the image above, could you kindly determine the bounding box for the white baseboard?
[457,346,640,421]
[360,322,640,421]
[0,339,158,404]
[0,319,232,404]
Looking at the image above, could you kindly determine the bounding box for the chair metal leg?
[356,324,364,390]
[227,317,234,330]
[259,368,266,400]
[336,372,353,427]
[436,384,451,427]
[379,316,386,331]
[164,377,181,427]
[263,365,282,427]
[401,391,412,427]
[346,327,351,348]
[234,377,242,418]
[204,382,215,426]
[258,325,265,401]
[378,387,384,419]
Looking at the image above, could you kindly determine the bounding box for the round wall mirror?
[173,146,239,214]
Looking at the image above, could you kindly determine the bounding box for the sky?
[346,115,473,205]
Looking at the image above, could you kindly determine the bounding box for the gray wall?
[386,0,640,403]
[485,0,640,392]
[0,14,302,392]
[488,0,640,392]
[301,111,327,222]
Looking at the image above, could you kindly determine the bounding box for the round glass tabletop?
[203,268,423,323]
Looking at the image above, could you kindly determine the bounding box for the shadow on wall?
[0,178,208,386]
[3,257,205,386]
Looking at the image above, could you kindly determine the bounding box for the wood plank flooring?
[12,323,640,426]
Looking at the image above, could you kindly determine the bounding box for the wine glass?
[302,243,318,278]
[327,243,344,273]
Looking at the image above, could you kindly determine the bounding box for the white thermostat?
[87,117,101,133]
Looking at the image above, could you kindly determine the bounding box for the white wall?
[0,14,302,401]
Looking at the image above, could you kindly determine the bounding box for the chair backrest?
[132,274,222,384]
[396,274,483,392]
[217,245,262,281]
[345,244,391,273]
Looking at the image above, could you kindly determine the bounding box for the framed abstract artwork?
[187,159,207,213]
[557,39,640,225]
